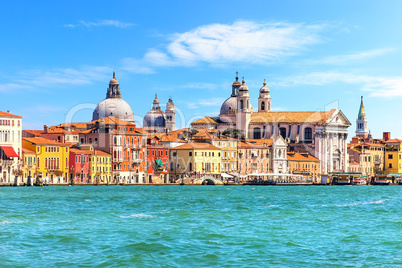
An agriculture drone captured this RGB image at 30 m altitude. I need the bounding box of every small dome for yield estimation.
[220,96,237,115]
[260,80,270,93]
[109,77,119,84]
[92,98,134,122]
[143,109,166,128]
[109,71,119,85]
[238,78,249,91]
[167,98,175,108]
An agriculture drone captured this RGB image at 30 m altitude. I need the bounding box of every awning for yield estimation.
[0,146,19,158]
[155,160,164,166]
[221,173,234,178]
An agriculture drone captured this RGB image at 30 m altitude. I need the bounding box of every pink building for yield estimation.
[69,148,92,184]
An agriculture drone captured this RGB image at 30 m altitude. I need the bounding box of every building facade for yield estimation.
[0,111,22,184]
[191,74,351,175]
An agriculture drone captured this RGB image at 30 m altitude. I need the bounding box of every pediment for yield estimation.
[326,110,351,126]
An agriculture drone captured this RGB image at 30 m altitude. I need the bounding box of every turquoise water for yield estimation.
[0,186,400,267]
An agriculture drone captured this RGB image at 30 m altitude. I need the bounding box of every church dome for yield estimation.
[220,96,237,115]
[92,98,135,122]
[143,109,166,128]
[143,94,166,128]
[238,78,249,92]
[260,80,270,93]
[92,72,135,123]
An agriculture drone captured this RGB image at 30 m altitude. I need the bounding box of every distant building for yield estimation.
[0,111,22,184]
[143,94,176,133]
[22,137,70,184]
[356,96,369,138]
[192,73,351,174]
[287,152,321,180]
[92,72,135,123]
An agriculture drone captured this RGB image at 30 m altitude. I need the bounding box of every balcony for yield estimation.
[0,159,14,166]
[131,159,142,164]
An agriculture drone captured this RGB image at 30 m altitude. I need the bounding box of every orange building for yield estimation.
[287,152,321,181]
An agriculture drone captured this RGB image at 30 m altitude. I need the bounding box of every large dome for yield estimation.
[220,96,237,116]
[92,73,134,123]
[143,109,166,128]
[92,98,135,122]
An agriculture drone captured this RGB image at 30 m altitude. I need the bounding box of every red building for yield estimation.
[146,135,169,183]
[69,148,92,184]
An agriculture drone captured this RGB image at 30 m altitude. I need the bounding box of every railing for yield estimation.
[131,159,142,164]
[0,159,14,165]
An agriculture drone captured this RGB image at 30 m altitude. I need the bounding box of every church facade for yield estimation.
[191,74,351,174]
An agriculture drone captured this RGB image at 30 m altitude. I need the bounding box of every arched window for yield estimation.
[261,101,265,110]
[304,127,312,141]
[253,128,261,139]
[240,100,244,110]
[189,162,192,172]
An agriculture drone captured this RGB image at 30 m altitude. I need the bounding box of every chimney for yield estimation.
[44,125,49,132]
[7,110,10,113]
[383,132,390,141]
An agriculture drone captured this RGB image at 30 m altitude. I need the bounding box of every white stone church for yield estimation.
[191,74,351,174]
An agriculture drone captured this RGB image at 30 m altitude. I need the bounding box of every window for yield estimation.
[279,128,286,139]
[172,152,176,157]
[240,100,244,110]
[253,128,261,139]
[389,163,393,168]
[388,154,393,159]
[261,101,265,110]
[304,128,312,140]
[189,152,192,156]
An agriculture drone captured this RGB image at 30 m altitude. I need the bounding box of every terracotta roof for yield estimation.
[94,150,111,156]
[287,152,319,161]
[56,122,89,129]
[22,148,35,154]
[191,117,218,125]
[386,138,402,143]
[23,130,44,136]
[70,148,94,155]
[23,137,69,146]
[248,139,273,147]
[92,116,136,126]
[250,110,337,124]
[173,142,221,150]
[238,141,265,148]
[0,111,22,118]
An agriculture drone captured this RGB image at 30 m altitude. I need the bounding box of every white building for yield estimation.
[191,74,351,174]
[0,111,22,184]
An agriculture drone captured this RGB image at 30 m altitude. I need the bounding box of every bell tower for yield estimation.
[106,72,121,99]
[165,97,176,132]
[236,78,252,139]
[258,79,271,112]
[356,96,368,137]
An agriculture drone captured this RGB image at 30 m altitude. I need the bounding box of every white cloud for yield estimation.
[0,83,34,92]
[17,65,111,87]
[184,97,226,109]
[65,20,134,28]
[274,71,402,98]
[306,48,395,65]
[122,20,324,73]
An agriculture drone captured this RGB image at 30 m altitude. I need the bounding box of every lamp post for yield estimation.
[180,167,185,185]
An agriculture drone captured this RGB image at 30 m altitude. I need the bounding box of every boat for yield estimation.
[371,175,390,185]
[353,178,366,185]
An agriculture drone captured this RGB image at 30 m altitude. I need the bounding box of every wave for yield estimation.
[119,213,154,218]
[308,199,389,207]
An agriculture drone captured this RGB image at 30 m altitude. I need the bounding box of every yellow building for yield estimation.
[170,142,221,181]
[22,148,37,185]
[90,150,112,184]
[22,137,70,184]
[384,139,402,174]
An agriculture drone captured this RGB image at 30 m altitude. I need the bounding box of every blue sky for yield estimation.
[1,0,401,139]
